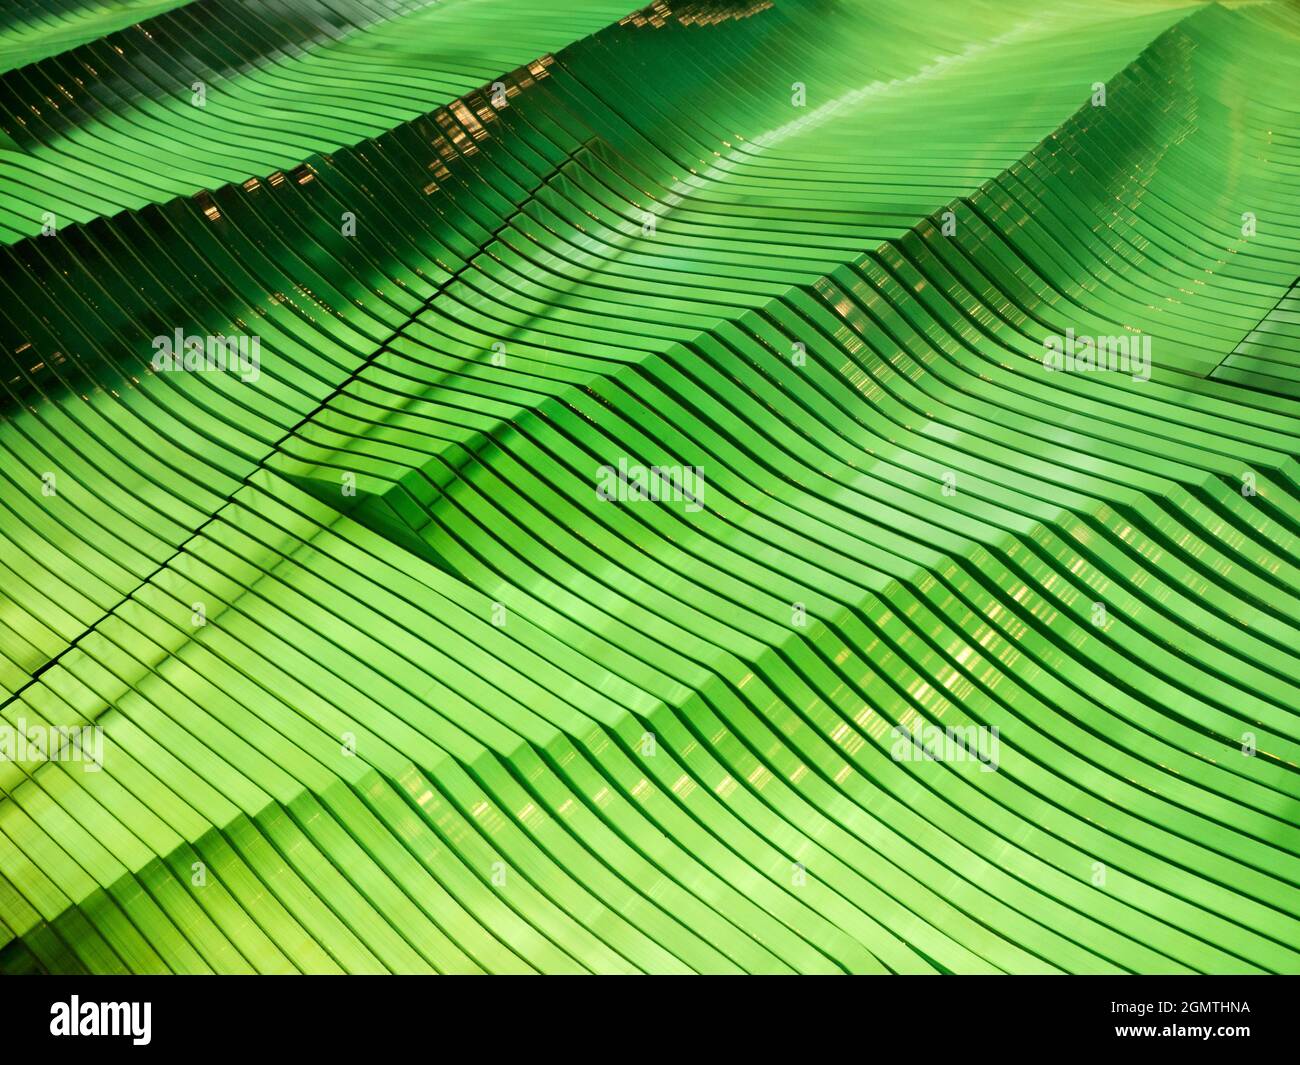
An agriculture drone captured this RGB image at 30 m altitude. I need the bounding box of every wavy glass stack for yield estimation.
[1,0,1298,974]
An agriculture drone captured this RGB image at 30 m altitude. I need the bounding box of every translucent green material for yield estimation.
[0,0,1298,974]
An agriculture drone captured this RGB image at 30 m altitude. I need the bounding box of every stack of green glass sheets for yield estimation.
[1,0,1298,974]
